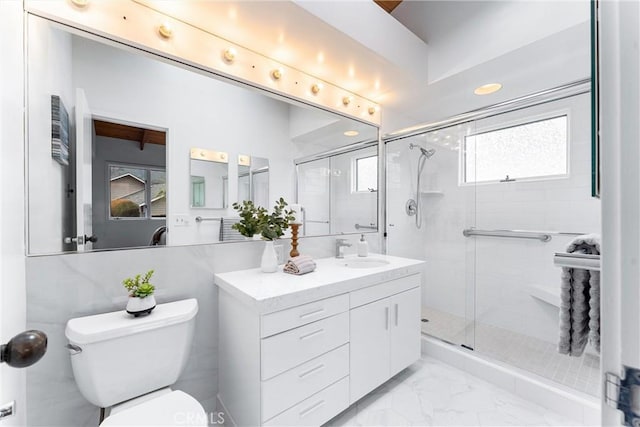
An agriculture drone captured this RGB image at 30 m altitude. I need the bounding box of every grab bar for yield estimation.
[195,216,221,223]
[305,220,330,224]
[355,223,377,230]
[553,252,600,271]
[463,228,552,242]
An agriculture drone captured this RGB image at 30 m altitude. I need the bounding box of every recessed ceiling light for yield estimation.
[344,130,359,137]
[474,83,502,95]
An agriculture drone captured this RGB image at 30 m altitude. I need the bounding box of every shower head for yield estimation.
[409,143,436,159]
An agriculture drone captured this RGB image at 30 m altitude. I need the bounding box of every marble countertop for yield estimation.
[214,253,425,314]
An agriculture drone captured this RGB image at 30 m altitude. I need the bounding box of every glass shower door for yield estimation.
[386,122,476,349]
[470,93,601,396]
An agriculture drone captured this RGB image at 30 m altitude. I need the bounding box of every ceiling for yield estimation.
[94,120,166,150]
[134,1,590,129]
[374,1,403,14]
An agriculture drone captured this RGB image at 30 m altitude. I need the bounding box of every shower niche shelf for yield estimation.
[419,190,444,196]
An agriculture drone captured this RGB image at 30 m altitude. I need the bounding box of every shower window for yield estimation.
[354,155,378,192]
[462,115,568,184]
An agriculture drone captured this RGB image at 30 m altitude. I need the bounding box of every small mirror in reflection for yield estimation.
[189,148,229,209]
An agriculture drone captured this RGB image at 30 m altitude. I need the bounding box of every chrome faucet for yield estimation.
[335,238,352,258]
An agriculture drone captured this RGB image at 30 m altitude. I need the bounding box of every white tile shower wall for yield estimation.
[69,35,294,247]
[25,233,379,427]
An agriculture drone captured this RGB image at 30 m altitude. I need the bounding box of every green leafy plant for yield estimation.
[232,198,295,241]
[122,269,155,298]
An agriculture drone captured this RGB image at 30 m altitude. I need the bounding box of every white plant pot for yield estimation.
[126,295,156,317]
[261,240,278,273]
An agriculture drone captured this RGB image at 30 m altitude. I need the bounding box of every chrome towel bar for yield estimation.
[463,228,552,242]
[195,216,221,223]
[355,223,377,230]
[553,252,601,271]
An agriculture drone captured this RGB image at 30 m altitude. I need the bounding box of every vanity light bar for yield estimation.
[26,0,381,125]
[190,148,228,163]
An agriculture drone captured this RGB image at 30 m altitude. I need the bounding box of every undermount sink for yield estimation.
[339,257,390,269]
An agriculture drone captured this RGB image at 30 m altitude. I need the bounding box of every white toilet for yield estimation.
[65,298,207,426]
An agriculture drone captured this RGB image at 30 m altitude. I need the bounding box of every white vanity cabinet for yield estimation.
[215,255,424,427]
[350,284,421,403]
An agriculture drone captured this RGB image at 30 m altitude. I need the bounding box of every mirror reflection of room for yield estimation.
[26,15,379,255]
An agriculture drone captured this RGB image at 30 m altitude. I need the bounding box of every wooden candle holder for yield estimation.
[289,223,300,258]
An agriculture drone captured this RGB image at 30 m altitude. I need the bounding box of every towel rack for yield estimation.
[463,228,552,242]
[553,252,601,271]
[195,216,221,223]
[355,223,377,230]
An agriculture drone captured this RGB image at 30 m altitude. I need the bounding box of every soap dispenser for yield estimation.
[357,234,369,257]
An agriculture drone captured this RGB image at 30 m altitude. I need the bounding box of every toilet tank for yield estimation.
[65,299,198,408]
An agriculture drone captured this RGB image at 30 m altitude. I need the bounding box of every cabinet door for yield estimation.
[389,287,421,376]
[349,297,390,403]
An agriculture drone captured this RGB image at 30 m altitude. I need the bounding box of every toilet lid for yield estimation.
[101,390,207,427]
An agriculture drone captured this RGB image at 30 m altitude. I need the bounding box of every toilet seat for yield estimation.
[100,390,207,427]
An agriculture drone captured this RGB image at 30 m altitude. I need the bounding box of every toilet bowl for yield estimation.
[101,389,206,427]
[65,299,206,426]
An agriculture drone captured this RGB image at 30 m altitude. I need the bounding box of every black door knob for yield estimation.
[0,330,47,368]
[84,235,98,243]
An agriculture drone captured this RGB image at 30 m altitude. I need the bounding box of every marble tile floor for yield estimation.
[421,307,600,397]
[327,356,591,427]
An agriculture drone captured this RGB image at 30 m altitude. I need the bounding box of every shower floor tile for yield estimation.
[421,307,601,397]
[327,356,589,427]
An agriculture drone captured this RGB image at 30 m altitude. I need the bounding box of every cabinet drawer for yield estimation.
[350,274,420,309]
[263,376,349,427]
[261,312,349,380]
[261,293,349,338]
[262,344,349,422]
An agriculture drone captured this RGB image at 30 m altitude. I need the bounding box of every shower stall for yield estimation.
[385,81,601,398]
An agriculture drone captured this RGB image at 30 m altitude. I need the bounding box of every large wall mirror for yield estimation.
[26,15,379,255]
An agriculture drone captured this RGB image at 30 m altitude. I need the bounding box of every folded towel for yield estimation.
[283,255,316,275]
[558,234,601,356]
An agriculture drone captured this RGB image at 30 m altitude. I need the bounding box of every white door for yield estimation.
[75,88,94,251]
[389,287,421,376]
[600,1,640,425]
[349,298,390,403]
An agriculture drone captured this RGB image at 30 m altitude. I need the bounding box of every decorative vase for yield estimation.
[126,295,156,317]
[261,240,278,273]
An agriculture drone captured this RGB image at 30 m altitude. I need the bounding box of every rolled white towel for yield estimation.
[283,255,316,275]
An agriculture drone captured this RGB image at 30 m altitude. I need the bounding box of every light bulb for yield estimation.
[311,83,322,95]
[223,47,237,63]
[158,22,173,39]
[271,68,283,80]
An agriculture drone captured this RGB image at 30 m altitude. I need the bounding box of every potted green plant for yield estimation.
[122,269,156,316]
[232,198,295,273]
